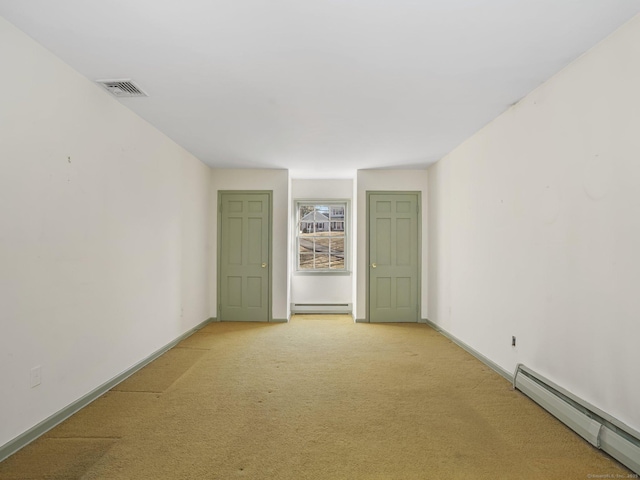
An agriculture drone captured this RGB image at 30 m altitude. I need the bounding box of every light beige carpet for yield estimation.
[0,315,631,479]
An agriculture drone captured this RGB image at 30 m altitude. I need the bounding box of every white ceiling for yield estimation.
[1,1,639,178]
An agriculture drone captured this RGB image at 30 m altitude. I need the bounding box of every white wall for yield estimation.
[290,179,354,308]
[209,169,290,321]
[180,156,212,332]
[428,15,640,431]
[355,170,429,321]
[0,17,211,448]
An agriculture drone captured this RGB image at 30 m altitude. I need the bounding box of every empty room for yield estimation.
[1,1,639,478]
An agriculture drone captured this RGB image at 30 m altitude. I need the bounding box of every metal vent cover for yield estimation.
[96,79,148,97]
[514,364,640,474]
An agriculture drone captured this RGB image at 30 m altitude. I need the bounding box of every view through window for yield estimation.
[297,202,347,271]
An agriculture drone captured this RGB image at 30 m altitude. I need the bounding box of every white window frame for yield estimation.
[295,200,349,274]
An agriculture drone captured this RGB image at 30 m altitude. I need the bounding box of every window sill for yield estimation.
[294,270,352,276]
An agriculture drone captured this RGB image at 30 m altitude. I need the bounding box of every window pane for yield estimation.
[299,237,314,254]
[299,220,314,234]
[315,237,330,251]
[330,238,344,255]
[314,254,330,269]
[330,221,344,232]
[299,205,315,234]
[330,206,344,219]
[296,202,347,271]
[300,223,312,234]
[299,253,314,269]
[299,205,314,217]
[316,205,329,217]
[329,255,344,269]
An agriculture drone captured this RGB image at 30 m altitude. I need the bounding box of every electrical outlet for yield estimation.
[30,366,42,388]
[512,336,517,347]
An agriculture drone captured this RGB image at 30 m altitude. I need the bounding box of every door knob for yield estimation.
[371,263,377,268]
[262,263,267,268]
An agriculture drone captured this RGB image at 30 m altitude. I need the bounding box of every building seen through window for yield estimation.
[297,203,346,271]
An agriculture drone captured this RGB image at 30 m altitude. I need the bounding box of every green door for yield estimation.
[368,192,420,323]
[219,192,271,322]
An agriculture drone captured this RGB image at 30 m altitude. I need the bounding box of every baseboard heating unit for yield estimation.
[290,303,352,314]
[514,364,640,474]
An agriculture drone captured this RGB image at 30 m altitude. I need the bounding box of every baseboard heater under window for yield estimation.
[514,364,640,474]
[290,303,352,314]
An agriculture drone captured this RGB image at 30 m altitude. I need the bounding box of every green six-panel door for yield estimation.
[219,192,271,322]
[369,192,420,323]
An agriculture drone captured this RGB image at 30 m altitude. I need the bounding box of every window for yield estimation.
[296,202,347,272]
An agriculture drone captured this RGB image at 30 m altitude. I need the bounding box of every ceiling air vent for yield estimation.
[96,79,148,97]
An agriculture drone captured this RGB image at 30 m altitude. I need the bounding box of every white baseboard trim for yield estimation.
[423,318,512,382]
[0,316,215,463]
[290,303,352,314]
[515,364,640,474]
[424,318,639,475]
